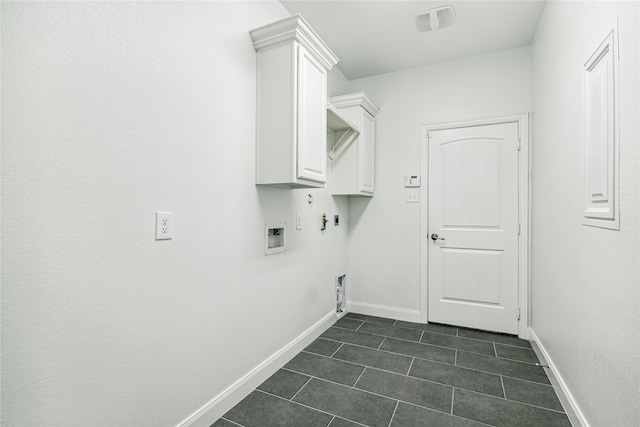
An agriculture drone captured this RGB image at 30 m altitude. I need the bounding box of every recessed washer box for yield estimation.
[265,222,286,255]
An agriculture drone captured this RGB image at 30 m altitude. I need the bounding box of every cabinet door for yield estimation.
[297,46,327,184]
[359,109,375,194]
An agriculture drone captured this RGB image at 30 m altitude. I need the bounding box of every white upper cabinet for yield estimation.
[329,93,380,196]
[250,16,338,188]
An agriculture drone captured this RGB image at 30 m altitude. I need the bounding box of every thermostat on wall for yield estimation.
[404,175,421,187]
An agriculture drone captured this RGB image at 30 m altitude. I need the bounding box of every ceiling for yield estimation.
[280,1,547,80]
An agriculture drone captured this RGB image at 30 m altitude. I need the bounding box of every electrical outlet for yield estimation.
[406,190,419,203]
[334,215,339,226]
[156,212,173,240]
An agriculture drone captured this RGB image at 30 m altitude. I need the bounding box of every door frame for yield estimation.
[419,114,530,339]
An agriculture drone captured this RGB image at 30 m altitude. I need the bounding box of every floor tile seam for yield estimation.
[358,365,456,395]
[218,417,244,427]
[500,375,507,399]
[343,315,395,326]
[352,365,368,388]
[400,400,495,427]
[494,341,535,350]
[417,338,498,356]
[406,357,415,376]
[300,349,386,374]
[322,337,402,355]
[450,388,455,415]
[255,389,344,421]
[370,323,439,337]
[282,368,366,391]
[453,386,567,413]
[396,326,459,337]
[334,325,363,332]
[330,416,370,427]
[456,349,549,368]
[311,375,403,407]
[323,329,389,344]
[329,343,345,358]
[405,372,504,397]
[411,352,545,384]
[333,355,414,377]
[330,342,417,365]
[501,375,557,388]
[305,371,455,416]
[456,331,530,348]
[386,400,400,427]
[422,329,504,346]
[290,376,315,401]
[451,364,551,385]
[372,346,455,366]
[494,355,539,365]
[360,330,422,343]
[349,380,456,418]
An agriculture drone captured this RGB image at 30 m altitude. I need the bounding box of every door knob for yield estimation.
[431,233,445,241]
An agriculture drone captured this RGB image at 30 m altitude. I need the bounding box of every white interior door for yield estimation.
[428,122,520,334]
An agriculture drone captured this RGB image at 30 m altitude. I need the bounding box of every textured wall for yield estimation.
[530,1,639,425]
[1,2,349,425]
[343,48,532,317]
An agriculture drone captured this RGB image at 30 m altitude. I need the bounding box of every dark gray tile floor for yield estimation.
[212,313,570,427]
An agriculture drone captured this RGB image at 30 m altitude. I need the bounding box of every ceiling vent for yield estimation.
[415,5,455,32]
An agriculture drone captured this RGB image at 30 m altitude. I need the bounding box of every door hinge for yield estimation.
[517,308,521,321]
[517,138,521,151]
[517,223,521,235]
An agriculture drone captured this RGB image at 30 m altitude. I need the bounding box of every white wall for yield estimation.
[342,48,532,319]
[1,2,349,425]
[530,2,639,426]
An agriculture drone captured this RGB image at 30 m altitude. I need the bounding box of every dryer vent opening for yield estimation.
[415,6,455,32]
[336,274,346,317]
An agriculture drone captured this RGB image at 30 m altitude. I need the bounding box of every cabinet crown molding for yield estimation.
[250,15,339,71]
[329,92,380,117]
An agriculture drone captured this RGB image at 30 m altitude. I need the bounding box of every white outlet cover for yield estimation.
[406,190,419,203]
[156,211,173,240]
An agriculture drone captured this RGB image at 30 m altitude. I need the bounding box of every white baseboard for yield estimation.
[347,301,421,323]
[528,328,589,427]
[177,311,337,427]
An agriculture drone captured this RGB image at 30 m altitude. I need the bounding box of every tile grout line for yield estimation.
[303,346,549,388]
[289,365,458,417]
[329,343,345,358]
[406,357,416,376]
[253,389,342,421]
[500,375,507,399]
[352,366,368,388]
[290,377,314,401]
[493,342,498,357]
[219,417,243,427]
[326,416,335,427]
[387,400,400,427]
[450,388,455,415]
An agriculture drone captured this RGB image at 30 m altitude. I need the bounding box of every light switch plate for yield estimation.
[406,190,419,203]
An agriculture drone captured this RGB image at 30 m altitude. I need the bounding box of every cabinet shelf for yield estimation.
[327,103,359,160]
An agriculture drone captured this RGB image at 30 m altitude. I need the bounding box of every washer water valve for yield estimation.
[321,213,328,231]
